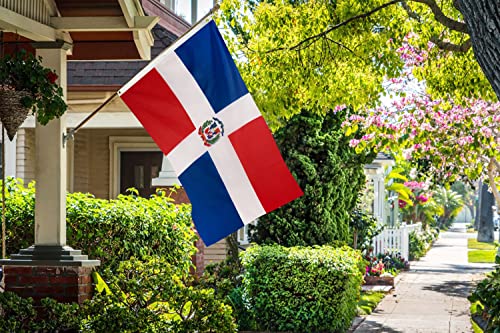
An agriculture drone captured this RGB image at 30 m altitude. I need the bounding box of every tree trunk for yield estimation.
[477,183,495,243]
[466,203,475,221]
[474,180,482,230]
[456,0,500,100]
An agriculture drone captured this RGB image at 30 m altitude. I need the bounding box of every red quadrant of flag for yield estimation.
[120,69,195,155]
[229,117,303,212]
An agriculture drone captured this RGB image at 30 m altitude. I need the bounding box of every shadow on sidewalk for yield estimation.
[354,319,404,333]
[422,280,473,297]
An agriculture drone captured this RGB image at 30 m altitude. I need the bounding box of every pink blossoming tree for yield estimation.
[343,41,500,208]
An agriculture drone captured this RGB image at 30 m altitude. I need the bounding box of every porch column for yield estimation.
[34,47,67,246]
[0,44,99,305]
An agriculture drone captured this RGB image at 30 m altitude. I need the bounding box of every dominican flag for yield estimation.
[118,18,302,246]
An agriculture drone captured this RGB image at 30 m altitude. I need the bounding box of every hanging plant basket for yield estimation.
[0,49,67,137]
[0,89,31,141]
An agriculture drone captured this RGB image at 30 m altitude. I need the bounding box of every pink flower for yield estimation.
[334,104,347,113]
[349,139,360,147]
[416,195,428,203]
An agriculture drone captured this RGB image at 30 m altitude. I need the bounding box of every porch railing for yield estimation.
[371,222,422,261]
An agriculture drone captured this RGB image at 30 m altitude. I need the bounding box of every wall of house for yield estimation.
[204,239,227,268]
[16,129,35,184]
[72,130,90,193]
[73,128,150,199]
[15,125,228,270]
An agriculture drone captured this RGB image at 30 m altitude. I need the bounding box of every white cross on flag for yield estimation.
[118,18,302,246]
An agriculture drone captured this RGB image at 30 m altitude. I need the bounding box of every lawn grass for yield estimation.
[357,291,385,315]
[468,238,497,250]
[468,250,496,263]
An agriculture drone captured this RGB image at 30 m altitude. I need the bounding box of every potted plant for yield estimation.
[0,49,67,140]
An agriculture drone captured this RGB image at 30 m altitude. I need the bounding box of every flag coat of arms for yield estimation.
[118,18,302,246]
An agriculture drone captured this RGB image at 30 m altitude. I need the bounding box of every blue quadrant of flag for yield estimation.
[175,20,248,113]
[179,152,244,245]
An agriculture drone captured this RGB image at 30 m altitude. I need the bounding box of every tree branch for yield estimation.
[402,1,421,22]
[263,0,468,55]
[429,36,472,52]
[411,0,468,33]
[287,0,402,52]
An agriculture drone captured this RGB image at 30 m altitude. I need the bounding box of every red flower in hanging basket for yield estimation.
[0,49,67,127]
[47,71,58,84]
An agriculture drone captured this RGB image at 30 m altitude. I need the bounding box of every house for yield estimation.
[3,0,225,272]
[364,152,396,226]
[0,0,159,304]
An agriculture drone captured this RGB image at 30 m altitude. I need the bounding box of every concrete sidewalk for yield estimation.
[354,224,495,333]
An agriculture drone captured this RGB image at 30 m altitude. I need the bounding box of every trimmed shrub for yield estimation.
[241,244,365,332]
[250,109,375,246]
[2,178,196,272]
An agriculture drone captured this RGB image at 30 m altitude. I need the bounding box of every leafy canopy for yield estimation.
[217,0,495,130]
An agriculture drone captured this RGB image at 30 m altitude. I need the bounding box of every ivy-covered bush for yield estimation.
[241,244,365,332]
[250,108,375,246]
[469,264,500,332]
[2,178,196,272]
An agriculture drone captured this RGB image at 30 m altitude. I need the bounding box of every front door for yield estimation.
[120,151,163,197]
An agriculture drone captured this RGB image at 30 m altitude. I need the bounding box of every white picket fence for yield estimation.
[371,222,422,260]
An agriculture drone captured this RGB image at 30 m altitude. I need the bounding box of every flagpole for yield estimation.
[63,3,220,145]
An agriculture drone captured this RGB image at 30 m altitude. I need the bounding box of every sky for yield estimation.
[177,0,214,23]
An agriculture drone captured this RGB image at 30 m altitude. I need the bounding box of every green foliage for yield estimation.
[218,0,496,132]
[469,266,500,332]
[349,207,382,252]
[0,258,237,333]
[357,291,385,316]
[409,228,438,260]
[83,257,237,333]
[0,49,67,125]
[250,109,375,246]
[218,0,396,129]
[427,187,464,229]
[241,244,365,333]
[0,292,37,331]
[2,178,196,272]
[0,292,80,332]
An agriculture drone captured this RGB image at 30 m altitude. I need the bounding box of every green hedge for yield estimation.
[241,244,365,332]
[3,178,196,272]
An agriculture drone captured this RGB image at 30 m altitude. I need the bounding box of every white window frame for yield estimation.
[108,136,161,199]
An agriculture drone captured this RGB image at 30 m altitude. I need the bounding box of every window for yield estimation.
[160,0,176,11]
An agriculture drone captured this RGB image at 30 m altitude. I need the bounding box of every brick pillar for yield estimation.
[3,266,94,304]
